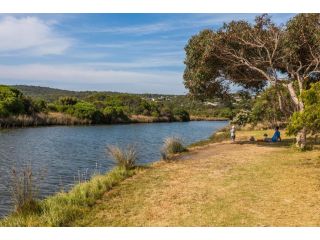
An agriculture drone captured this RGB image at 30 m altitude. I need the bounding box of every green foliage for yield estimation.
[287,82,320,136]
[103,106,129,123]
[0,85,26,117]
[0,167,136,226]
[160,107,174,120]
[173,108,190,121]
[73,102,102,123]
[59,97,78,106]
[251,85,295,125]
[231,110,251,126]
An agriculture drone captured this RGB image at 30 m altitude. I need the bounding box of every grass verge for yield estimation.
[0,167,137,226]
[73,130,320,226]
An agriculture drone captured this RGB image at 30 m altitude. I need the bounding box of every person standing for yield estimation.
[230,125,236,142]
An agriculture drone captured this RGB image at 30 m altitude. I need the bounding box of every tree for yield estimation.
[73,102,102,123]
[287,82,320,141]
[282,14,320,148]
[251,85,295,125]
[183,14,320,148]
[0,85,25,117]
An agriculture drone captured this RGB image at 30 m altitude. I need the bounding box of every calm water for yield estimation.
[0,121,227,217]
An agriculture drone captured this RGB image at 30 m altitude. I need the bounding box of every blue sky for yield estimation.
[0,13,295,94]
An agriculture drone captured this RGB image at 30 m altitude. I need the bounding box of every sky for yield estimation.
[0,13,296,94]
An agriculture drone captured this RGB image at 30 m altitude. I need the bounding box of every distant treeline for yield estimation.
[1,85,250,127]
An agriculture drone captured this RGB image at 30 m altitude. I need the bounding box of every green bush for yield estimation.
[160,107,174,120]
[231,110,251,126]
[103,106,129,123]
[174,109,190,121]
[287,82,320,136]
[0,85,26,117]
[59,97,78,106]
[73,102,102,123]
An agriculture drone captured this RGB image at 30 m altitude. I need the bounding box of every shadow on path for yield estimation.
[234,138,296,149]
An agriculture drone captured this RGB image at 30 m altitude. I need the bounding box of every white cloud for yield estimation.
[0,16,72,55]
[0,64,185,94]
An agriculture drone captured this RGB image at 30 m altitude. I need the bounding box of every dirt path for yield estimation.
[74,140,320,226]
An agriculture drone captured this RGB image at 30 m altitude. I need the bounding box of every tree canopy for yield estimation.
[183,13,320,148]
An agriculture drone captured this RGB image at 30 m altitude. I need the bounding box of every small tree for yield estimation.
[287,82,320,146]
[0,85,25,117]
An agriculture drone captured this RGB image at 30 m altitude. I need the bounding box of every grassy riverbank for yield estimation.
[0,167,138,226]
[74,129,320,226]
[2,129,320,226]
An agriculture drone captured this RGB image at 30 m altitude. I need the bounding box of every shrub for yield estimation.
[58,97,78,106]
[287,82,320,136]
[103,106,129,123]
[106,145,138,170]
[73,102,102,123]
[174,109,190,121]
[161,137,186,159]
[231,110,251,126]
[160,107,174,120]
[0,85,25,117]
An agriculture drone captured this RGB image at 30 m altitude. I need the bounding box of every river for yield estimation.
[0,121,228,217]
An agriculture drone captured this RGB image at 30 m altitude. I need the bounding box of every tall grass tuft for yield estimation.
[161,137,186,160]
[106,145,138,170]
[9,163,42,214]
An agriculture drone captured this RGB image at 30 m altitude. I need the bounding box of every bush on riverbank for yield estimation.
[161,137,186,160]
[0,167,136,227]
[107,145,138,170]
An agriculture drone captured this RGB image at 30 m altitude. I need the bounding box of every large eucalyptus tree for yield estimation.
[183,13,320,148]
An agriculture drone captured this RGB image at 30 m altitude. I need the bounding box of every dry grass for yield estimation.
[73,130,320,226]
[129,115,171,123]
[107,145,138,170]
[161,137,186,160]
[0,112,90,128]
[189,116,228,121]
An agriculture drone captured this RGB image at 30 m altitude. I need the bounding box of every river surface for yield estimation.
[0,121,227,217]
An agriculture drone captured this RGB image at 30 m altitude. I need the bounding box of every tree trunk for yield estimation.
[296,127,307,149]
[286,82,307,149]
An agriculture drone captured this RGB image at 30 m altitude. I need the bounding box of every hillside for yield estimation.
[12,85,180,102]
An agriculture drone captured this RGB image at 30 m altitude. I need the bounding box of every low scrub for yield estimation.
[0,167,136,227]
[107,145,138,170]
[161,137,186,160]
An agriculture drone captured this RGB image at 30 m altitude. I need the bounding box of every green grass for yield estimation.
[188,128,230,147]
[0,167,137,226]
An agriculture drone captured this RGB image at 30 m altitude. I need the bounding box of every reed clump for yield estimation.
[9,163,42,214]
[106,145,138,170]
[161,137,186,160]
